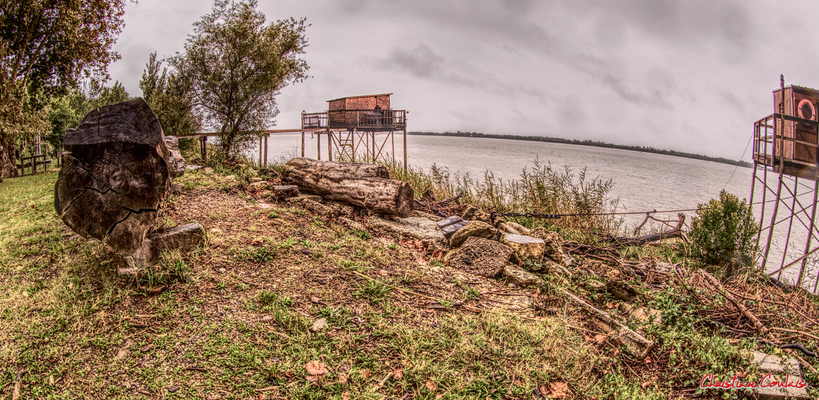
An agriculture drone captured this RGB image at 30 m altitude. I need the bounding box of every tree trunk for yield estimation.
[54,98,170,256]
[282,157,413,217]
[0,138,17,180]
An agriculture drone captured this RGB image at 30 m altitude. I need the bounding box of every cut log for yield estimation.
[282,157,413,217]
[54,98,170,256]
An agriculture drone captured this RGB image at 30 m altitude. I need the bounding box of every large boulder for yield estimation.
[368,216,447,250]
[500,233,545,265]
[449,220,496,248]
[447,236,513,277]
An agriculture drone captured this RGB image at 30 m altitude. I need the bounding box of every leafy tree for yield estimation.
[0,0,125,178]
[44,81,132,159]
[173,0,309,156]
[140,52,202,138]
[689,191,759,277]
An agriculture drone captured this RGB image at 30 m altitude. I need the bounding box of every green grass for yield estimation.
[1,167,816,399]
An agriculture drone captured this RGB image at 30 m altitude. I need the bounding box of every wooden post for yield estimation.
[317,132,321,160]
[259,136,263,166]
[403,126,407,173]
[328,129,332,161]
[264,135,268,167]
[201,136,208,163]
[301,132,305,157]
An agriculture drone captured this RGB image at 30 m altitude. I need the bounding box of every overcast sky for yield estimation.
[108,0,819,160]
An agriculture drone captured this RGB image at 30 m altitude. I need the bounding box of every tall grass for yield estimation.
[384,158,621,233]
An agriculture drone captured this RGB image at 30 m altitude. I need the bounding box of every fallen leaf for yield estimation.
[643,355,652,364]
[393,369,403,379]
[611,348,620,357]
[306,375,319,384]
[342,392,350,400]
[305,360,326,376]
[360,368,371,379]
[549,382,569,398]
[426,379,437,392]
[736,371,748,378]
[434,395,442,399]
[605,302,616,309]
[594,334,606,345]
[338,374,348,385]
[641,381,651,389]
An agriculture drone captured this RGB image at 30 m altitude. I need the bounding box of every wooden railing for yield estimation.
[302,110,407,131]
[16,154,51,176]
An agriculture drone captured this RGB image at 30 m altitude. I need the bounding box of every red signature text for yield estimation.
[699,374,807,390]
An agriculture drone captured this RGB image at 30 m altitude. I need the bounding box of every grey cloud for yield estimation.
[601,74,672,108]
[339,0,368,12]
[383,44,444,78]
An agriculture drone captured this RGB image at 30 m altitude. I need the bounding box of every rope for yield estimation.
[721,135,753,192]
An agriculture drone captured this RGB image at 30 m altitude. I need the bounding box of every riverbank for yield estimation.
[408,131,753,168]
[0,166,816,399]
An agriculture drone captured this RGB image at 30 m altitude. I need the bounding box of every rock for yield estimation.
[448,237,513,277]
[500,233,545,264]
[443,249,460,264]
[505,221,531,235]
[367,216,447,250]
[187,165,203,171]
[164,136,186,178]
[529,227,565,266]
[248,181,269,192]
[449,220,495,248]
[168,385,180,393]
[497,222,520,235]
[437,216,466,238]
[126,223,206,267]
[171,184,183,194]
[250,176,263,182]
[269,185,299,200]
[503,265,542,287]
[621,304,662,325]
[311,318,328,332]
[461,205,478,220]
[751,351,809,399]
[224,175,236,181]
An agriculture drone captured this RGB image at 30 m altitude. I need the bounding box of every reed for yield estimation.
[383,158,621,233]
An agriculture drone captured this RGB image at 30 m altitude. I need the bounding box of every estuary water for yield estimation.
[250,133,818,290]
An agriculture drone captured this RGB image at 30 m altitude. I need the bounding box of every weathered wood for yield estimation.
[164,136,186,178]
[55,98,170,256]
[282,157,413,217]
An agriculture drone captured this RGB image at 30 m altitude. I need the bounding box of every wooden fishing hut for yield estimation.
[301,93,408,170]
[751,76,819,291]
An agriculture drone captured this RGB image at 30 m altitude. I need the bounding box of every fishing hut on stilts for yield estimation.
[300,93,408,171]
[751,76,819,292]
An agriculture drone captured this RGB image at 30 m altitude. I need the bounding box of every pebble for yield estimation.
[311,318,328,332]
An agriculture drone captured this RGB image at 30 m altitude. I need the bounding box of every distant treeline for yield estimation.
[408,131,753,168]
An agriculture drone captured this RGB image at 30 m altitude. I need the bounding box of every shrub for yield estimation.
[689,191,758,274]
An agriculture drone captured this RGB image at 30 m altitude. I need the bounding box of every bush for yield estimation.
[689,191,758,274]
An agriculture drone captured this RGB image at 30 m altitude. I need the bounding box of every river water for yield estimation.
[249,133,819,290]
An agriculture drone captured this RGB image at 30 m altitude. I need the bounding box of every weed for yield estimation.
[354,279,392,303]
[352,229,371,240]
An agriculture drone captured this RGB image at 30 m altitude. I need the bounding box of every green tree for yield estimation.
[0,0,125,178]
[173,0,309,156]
[140,52,202,138]
[689,191,759,276]
[44,81,132,159]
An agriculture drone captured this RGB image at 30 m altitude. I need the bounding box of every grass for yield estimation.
[1,166,817,399]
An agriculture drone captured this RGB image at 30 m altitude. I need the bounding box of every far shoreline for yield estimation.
[407,131,753,169]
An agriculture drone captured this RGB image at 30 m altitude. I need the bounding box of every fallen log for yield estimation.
[55,98,170,255]
[282,157,413,217]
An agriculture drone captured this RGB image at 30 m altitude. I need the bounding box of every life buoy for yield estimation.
[797,98,816,121]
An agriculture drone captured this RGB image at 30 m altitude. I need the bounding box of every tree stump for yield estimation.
[54,98,170,255]
[282,157,413,217]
